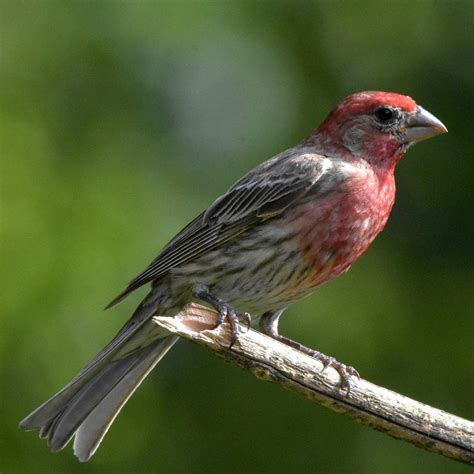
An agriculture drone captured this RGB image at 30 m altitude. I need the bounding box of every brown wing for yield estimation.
[107,151,328,308]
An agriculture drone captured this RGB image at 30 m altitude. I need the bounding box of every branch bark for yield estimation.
[153,303,473,465]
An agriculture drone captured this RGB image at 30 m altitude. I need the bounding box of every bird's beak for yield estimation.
[404,106,448,143]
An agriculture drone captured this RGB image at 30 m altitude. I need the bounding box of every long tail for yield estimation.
[20,301,179,462]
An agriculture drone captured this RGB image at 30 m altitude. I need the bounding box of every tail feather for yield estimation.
[48,350,146,453]
[20,301,156,433]
[74,335,178,462]
[20,297,179,461]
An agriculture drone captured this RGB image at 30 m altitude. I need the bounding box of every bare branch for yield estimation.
[153,303,473,465]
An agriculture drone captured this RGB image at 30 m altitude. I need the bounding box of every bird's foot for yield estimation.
[313,353,360,393]
[192,284,251,347]
[274,335,359,393]
[214,303,251,348]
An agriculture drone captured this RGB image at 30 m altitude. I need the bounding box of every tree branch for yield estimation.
[153,303,473,465]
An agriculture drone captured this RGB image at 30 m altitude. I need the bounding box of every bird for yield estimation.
[20,91,447,461]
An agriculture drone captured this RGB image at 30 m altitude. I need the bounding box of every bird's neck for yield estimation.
[304,131,406,173]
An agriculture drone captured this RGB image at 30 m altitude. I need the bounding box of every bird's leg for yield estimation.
[192,284,251,348]
[259,310,359,393]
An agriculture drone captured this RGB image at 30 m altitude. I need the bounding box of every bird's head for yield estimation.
[314,91,447,168]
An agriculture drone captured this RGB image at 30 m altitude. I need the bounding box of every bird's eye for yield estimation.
[375,107,394,123]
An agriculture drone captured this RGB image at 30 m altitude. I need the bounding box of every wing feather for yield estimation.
[107,150,329,307]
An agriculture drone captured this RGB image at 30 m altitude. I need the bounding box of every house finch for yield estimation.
[20,91,447,461]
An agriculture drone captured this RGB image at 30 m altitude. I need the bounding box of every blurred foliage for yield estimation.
[1,1,473,473]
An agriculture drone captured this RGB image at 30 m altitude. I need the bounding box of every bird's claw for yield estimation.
[240,312,251,332]
[271,333,359,394]
[214,304,252,348]
[192,284,252,348]
[313,352,359,393]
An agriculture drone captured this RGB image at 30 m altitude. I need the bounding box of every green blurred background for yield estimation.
[1,1,473,472]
